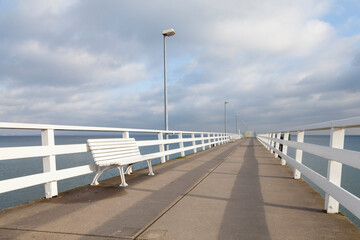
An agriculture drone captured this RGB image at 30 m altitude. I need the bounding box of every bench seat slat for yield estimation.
[94,155,145,166]
[92,147,140,155]
[88,138,131,143]
[93,149,140,158]
[88,141,137,147]
[90,144,139,151]
[94,152,141,162]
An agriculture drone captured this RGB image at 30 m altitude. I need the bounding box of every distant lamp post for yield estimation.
[162,28,175,131]
[240,120,243,135]
[224,101,229,133]
[235,114,238,134]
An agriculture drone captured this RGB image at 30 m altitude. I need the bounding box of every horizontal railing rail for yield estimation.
[0,122,230,199]
[276,116,360,132]
[256,116,360,220]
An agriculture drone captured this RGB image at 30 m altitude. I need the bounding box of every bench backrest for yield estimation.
[87,138,141,166]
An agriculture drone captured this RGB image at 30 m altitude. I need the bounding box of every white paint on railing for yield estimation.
[201,133,205,151]
[294,130,304,179]
[325,127,345,213]
[41,129,58,198]
[122,131,130,138]
[256,116,360,220]
[0,121,230,199]
[192,133,197,153]
[178,133,185,157]
[158,133,166,163]
[274,132,280,158]
[281,132,289,166]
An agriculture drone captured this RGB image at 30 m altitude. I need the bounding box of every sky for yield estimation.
[1,0,360,134]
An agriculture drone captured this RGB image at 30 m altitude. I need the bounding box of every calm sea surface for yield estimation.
[1,135,359,226]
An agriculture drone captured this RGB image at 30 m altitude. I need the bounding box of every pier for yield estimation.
[1,138,359,239]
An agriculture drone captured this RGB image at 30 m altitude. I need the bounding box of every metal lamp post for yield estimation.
[162,28,175,161]
[224,101,229,133]
[162,28,175,132]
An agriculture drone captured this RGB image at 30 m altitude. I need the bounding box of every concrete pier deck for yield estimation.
[0,138,359,239]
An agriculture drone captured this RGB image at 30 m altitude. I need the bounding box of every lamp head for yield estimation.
[162,28,175,37]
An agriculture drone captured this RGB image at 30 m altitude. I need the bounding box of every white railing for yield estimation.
[256,116,360,220]
[0,122,230,199]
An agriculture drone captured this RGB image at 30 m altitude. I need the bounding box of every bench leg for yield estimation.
[125,164,134,175]
[118,166,128,187]
[147,160,155,176]
[91,166,109,185]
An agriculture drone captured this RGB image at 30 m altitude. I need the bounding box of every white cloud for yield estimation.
[1,0,360,133]
[210,8,334,57]
[5,40,148,87]
[17,0,78,16]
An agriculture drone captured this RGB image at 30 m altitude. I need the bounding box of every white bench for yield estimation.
[87,138,154,187]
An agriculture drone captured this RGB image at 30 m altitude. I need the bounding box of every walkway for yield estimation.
[0,139,359,239]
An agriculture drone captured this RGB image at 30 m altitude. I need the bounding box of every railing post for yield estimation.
[209,133,212,148]
[281,132,290,165]
[41,129,58,198]
[274,132,281,158]
[294,130,304,179]
[165,133,170,161]
[325,127,345,213]
[192,133,197,153]
[122,131,130,138]
[158,132,166,163]
[270,133,274,154]
[179,133,185,157]
[265,134,268,150]
[201,133,205,150]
